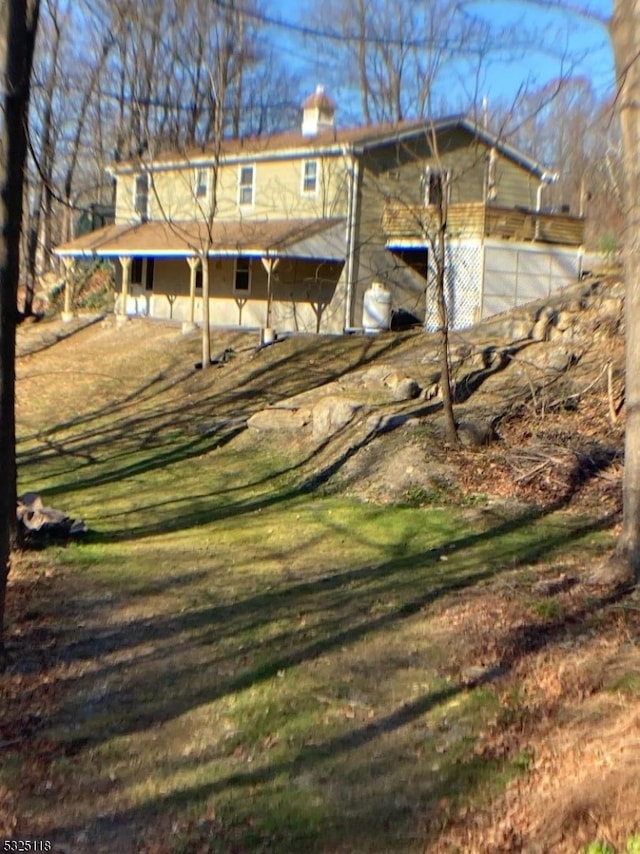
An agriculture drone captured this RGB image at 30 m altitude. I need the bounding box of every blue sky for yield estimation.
[264,0,615,117]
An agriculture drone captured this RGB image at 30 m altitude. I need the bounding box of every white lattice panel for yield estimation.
[425,242,483,331]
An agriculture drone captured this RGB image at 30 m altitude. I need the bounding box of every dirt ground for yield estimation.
[2,283,639,852]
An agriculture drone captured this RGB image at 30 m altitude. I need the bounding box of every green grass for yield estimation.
[9,325,617,852]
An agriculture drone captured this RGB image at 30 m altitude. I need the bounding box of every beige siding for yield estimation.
[493,157,540,209]
[115,156,349,224]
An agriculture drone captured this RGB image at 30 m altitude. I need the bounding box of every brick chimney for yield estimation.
[301,85,336,136]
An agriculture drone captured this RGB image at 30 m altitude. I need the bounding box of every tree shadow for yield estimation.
[38,574,632,853]
[17,331,404,505]
[451,341,533,404]
[14,503,615,745]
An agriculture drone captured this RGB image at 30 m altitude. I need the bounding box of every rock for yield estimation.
[247,407,311,432]
[366,413,419,434]
[358,365,421,400]
[17,493,86,537]
[509,317,536,341]
[513,344,578,375]
[391,377,421,401]
[457,420,496,448]
[541,345,578,374]
[359,364,394,389]
[554,310,574,332]
[312,396,362,440]
[530,307,557,342]
[383,369,421,401]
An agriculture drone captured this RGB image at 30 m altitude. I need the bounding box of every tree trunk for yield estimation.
[611,0,640,583]
[434,223,458,445]
[0,0,41,665]
[201,253,211,368]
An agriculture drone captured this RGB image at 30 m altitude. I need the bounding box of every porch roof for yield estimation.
[55,218,346,262]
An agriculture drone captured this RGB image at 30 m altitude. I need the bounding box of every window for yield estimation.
[131,257,143,285]
[238,165,254,206]
[195,168,208,199]
[423,167,450,209]
[302,160,318,195]
[234,257,251,294]
[134,173,149,220]
[195,263,203,291]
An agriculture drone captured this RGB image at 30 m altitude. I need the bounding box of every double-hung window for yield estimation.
[239,165,254,206]
[134,173,149,220]
[302,160,318,195]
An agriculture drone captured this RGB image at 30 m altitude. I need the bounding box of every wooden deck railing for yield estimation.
[383,201,585,246]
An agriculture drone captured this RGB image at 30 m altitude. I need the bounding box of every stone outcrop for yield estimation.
[247,407,311,432]
[311,396,362,440]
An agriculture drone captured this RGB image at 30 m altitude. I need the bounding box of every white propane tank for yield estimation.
[362,281,392,332]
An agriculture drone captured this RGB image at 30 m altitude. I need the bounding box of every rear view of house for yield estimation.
[55,87,584,334]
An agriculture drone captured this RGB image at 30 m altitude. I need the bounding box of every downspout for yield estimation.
[535,170,559,240]
[343,147,359,332]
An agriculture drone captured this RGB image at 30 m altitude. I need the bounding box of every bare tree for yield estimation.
[610,0,640,583]
[497,76,622,247]
[0,0,41,665]
[24,0,66,314]
[310,0,491,123]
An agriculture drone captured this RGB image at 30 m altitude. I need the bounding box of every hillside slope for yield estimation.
[4,277,638,854]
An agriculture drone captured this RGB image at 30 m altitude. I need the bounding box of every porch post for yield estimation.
[61,256,76,323]
[184,255,200,333]
[118,255,132,326]
[261,255,280,331]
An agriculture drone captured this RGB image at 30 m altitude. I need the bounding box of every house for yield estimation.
[55,86,585,334]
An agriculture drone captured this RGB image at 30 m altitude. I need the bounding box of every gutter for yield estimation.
[112,143,352,175]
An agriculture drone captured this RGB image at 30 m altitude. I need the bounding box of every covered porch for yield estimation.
[55,218,347,335]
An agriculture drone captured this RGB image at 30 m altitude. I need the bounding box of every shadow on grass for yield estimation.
[10,461,623,850]
[17,332,401,483]
[19,504,615,744]
[42,576,631,853]
[12,322,627,850]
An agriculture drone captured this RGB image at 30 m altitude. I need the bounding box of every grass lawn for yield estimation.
[2,320,628,853]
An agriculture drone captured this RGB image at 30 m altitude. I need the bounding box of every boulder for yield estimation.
[247,407,311,432]
[359,365,421,400]
[457,420,496,448]
[377,369,421,400]
[530,307,558,342]
[312,396,362,440]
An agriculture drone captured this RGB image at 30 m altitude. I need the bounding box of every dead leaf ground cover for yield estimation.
[1,306,638,853]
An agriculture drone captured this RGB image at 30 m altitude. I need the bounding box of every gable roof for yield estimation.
[113,115,557,183]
